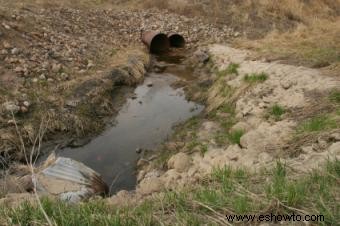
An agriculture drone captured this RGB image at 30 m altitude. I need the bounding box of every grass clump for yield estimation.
[298,115,337,133]
[226,63,240,75]
[216,63,240,77]
[329,90,340,103]
[228,130,244,145]
[268,104,286,120]
[244,72,268,83]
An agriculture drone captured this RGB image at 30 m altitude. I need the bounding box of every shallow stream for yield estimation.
[59,55,203,193]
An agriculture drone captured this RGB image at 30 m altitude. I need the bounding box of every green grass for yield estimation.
[297,115,337,133]
[268,104,286,120]
[329,90,340,103]
[228,130,244,145]
[244,72,268,83]
[1,160,339,225]
[216,63,240,77]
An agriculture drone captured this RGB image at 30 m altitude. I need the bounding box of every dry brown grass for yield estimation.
[0,0,120,9]
[140,0,340,67]
[236,18,340,67]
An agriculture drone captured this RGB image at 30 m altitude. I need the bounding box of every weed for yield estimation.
[214,131,229,146]
[268,104,286,120]
[244,72,268,83]
[216,63,240,77]
[228,130,244,145]
[297,115,337,133]
[329,90,340,103]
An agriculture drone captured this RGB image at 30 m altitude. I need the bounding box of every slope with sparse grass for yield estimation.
[1,160,339,225]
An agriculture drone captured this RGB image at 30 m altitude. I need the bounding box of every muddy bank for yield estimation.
[0,50,149,165]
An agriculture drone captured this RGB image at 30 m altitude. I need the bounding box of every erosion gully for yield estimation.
[57,52,203,194]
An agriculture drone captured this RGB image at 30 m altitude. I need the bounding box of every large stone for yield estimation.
[161,169,182,189]
[330,133,340,142]
[328,142,340,155]
[137,177,164,195]
[167,152,192,173]
[230,121,251,133]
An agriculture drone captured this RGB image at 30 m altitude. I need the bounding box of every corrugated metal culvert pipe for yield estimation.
[168,33,185,48]
[141,31,170,54]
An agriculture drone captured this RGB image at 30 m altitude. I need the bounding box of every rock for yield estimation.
[192,49,210,64]
[258,152,273,163]
[153,63,167,73]
[42,61,49,69]
[167,152,192,173]
[32,78,38,83]
[197,121,220,142]
[7,119,15,125]
[161,169,182,188]
[3,101,20,114]
[231,121,250,133]
[330,133,340,142]
[60,73,69,80]
[137,170,146,182]
[280,80,293,89]
[317,137,328,149]
[147,82,153,87]
[0,49,7,55]
[328,142,340,155]
[136,147,142,154]
[137,158,149,168]
[20,106,28,113]
[39,74,46,80]
[138,177,164,195]
[2,23,11,30]
[52,63,62,73]
[14,66,24,74]
[11,48,20,55]
[87,61,95,69]
[3,41,11,49]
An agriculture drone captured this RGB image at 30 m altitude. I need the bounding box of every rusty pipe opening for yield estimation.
[142,31,170,54]
[168,34,185,48]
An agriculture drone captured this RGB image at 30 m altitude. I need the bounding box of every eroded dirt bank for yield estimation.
[108,44,340,206]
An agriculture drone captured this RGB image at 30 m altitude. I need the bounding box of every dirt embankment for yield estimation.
[107,44,340,208]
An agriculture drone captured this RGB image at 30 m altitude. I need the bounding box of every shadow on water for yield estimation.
[58,52,203,194]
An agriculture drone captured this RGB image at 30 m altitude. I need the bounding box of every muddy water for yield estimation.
[60,60,203,193]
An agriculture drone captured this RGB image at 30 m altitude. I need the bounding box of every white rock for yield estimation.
[39,74,46,80]
[23,101,30,107]
[11,48,20,55]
